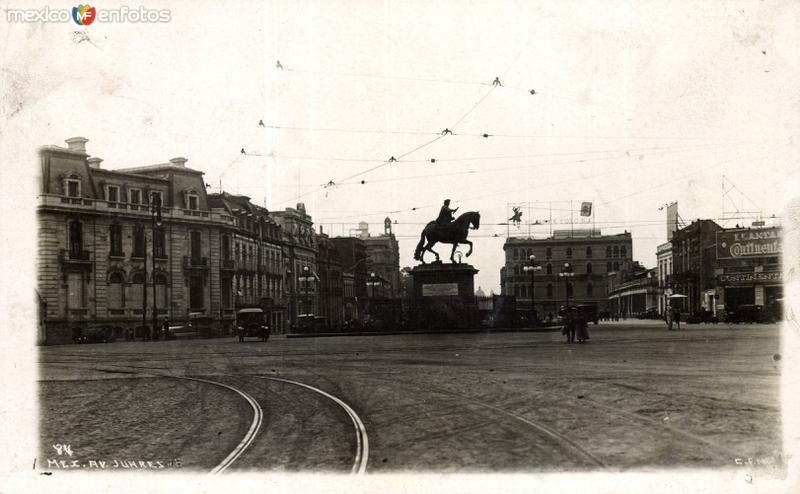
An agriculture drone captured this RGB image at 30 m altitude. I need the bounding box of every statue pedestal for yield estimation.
[407,263,480,330]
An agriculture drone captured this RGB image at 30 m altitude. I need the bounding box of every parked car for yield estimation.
[725,304,770,324]
[74,326,110,344]
[686,310,718,324]
[638,308,660,320]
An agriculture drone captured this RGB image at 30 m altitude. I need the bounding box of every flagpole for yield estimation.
[570,200,574,238]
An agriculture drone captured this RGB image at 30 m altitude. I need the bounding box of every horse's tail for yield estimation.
[413,230,426,260]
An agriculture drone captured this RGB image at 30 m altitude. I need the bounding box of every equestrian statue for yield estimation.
[414,199,481,264]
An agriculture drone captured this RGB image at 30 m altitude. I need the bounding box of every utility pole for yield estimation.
[151,192,162,340]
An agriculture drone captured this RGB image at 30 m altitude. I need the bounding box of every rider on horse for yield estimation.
[436,199,459,229]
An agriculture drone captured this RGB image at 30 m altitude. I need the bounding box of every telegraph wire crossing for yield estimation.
[311,145,752,223]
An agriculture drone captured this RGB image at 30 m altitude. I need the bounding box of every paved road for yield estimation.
[38,321,783,474]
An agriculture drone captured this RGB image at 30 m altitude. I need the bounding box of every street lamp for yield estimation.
[365,272,380,316]
[150,192,162,341]
[559,262,575,311]
[522,254,542,326]
[298,266,315,321]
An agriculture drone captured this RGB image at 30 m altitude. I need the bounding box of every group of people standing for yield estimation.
[560,307,590,343]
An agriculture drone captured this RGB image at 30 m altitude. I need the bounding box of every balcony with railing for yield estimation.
[183,256,209,271]
[60,249,92,266]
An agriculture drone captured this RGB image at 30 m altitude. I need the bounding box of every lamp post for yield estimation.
[365,272,379,317]
[559,262,575,311]
[522,254,542,326]
[151,192,162,341]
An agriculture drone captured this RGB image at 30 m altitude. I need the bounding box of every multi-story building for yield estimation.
[315,230,344,329]
[273,203,317,326]
[502,229,632,318]
[714,225,782,313]
[207,192,286,333]
[670,219,722,314]
[355,218,401,298]
[38,137,229,343]
[656,242,673,316]
[331,236,368,320]
[607,264,658,318]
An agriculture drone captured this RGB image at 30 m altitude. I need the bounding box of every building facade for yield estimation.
[315,230,344,329]
[714,225,782,313]
[357,218,401,298]
[656,241,673,316]
[670,219,722,315]
[38,137,231,344]
[502,229,633,318]
[607,264,658,318]
[207,193,286,333]
[331,236,368,321]
[273,204,318,326]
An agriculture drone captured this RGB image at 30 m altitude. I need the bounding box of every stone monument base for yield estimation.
[406,263,480,330]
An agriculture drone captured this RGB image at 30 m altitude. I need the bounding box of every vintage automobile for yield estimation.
[724,304,770,324]
[575,303,599,325]
[236,308,271,342]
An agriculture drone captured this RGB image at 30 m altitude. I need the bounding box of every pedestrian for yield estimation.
[673,307,681,330]
[162,317,170,340]
[492,77,502,87]
[665,305,673,330]
[575,313,590,343]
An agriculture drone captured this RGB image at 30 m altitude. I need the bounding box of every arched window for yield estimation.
[546,247,552,259]
[546,263,552,275]
[69,221,82,257]
[607,262,612,272]
[129,272,145,308]
[606,246,612,258]
[621,246,627,258]
[513,248,519,260]
[613,261,620,271]
[587,282,594,296]
[546,283,553,298]
[613,246,619,258]
[586,262,593,274]
[108,272,124,308]
[586,246,592,258]
[566,247,572,259]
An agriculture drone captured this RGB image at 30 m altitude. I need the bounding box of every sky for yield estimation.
[2,0,798,293]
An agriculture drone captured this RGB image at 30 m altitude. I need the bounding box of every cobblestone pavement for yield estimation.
[38,321,784,474]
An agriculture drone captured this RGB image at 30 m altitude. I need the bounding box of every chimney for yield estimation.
[65,137,88,153]
[87,157,103,169]
[169,157,188,167]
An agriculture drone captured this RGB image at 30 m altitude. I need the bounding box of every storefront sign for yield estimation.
[718,271,782,283]
[716,227,781,259]
[422,283,459,297]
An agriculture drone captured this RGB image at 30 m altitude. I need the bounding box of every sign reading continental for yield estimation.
[716,227,781,259]
[718,271,781,283]
[422,283,459,297]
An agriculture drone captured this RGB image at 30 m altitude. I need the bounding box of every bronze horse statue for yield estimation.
[414,211,480,263]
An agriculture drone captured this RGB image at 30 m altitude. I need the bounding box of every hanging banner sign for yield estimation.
[716,227,781,259]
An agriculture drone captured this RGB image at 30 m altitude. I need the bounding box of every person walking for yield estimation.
[673,306,682,330]
[665,305,673,330]
[162,317,170,340]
